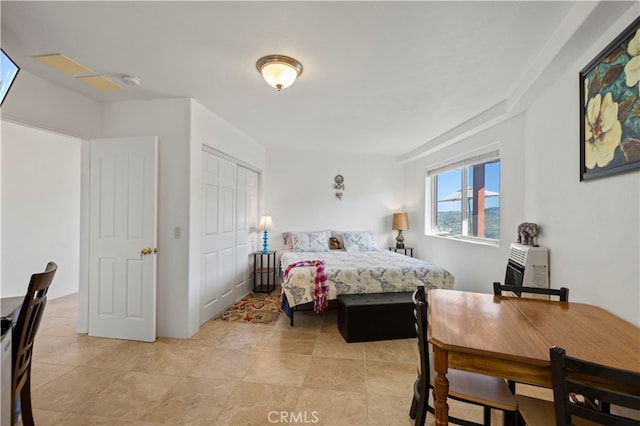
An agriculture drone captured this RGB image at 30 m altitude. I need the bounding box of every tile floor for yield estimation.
[22,293,551,425]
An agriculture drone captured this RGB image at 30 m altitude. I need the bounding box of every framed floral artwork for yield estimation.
[580,16,640,181]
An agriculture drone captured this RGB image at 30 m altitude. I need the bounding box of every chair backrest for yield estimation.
[550,346,640,426]
[492,281,569,301]
[12,262,57,401]
[412,286,430,391]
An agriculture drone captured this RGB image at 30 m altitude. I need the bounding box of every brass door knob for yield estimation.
[140,247,157,259]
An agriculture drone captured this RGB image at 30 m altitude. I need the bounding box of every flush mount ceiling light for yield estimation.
[256,55,303,91]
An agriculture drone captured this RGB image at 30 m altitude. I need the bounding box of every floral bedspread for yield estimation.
[280,250,454,308]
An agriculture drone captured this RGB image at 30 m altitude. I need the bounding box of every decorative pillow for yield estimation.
[329,237,342,250]
[291,231,330,252]
[342,231,380,252]
[284,230,331,250]
[330,230,345,249]
[282,232,294,250]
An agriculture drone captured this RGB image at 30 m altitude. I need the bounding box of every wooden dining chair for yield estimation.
[492,281,569,393]
[492,281,571,425]
[11,262,57,426]
[492,282,569,302]
[492,280,569,393]
[550,345,640,426]
[409,286,518,426]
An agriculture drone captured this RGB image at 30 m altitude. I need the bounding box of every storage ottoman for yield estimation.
[337,292,416,343]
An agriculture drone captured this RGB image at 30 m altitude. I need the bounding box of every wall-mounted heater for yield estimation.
[504,243,549,289]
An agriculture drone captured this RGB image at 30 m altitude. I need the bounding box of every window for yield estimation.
[427,152,500,241]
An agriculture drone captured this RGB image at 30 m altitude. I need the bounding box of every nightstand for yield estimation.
[253,251,277,293]
[388,247,414,257]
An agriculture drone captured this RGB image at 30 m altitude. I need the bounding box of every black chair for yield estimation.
[492,281,570,393]
[492,281,571,425]
[11,262,57,426]
[409,286,517,426]
[492,282,569,302]
[550,346,640,426]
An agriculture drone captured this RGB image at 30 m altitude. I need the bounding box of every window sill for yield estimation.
[428,233,500,247]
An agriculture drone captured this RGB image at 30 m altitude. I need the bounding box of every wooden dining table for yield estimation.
[428,289,640,426]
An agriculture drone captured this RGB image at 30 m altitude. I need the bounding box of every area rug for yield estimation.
[221,287,283,324]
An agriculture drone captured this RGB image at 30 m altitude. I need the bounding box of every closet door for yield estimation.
[235,166,259,295]
[201,152,236,324]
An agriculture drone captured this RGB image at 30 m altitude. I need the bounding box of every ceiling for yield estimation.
[0,1,582,156]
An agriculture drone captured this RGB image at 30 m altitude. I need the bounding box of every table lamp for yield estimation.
[392,213,409,249]
[258,215,275,253]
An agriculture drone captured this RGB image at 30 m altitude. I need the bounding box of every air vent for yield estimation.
[33,53,139,93]
[34,53,93,74]
[509,245,527,266]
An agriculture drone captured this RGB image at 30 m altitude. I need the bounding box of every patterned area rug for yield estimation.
[220,286,283,324]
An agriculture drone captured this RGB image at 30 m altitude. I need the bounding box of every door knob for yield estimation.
[140,247,157,259]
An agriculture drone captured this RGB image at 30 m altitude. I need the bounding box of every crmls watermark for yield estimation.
[267,411,319,424]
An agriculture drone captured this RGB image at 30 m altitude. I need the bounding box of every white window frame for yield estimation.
[425,149,500,244]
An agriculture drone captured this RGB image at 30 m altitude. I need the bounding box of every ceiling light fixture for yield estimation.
[256,55,303,91]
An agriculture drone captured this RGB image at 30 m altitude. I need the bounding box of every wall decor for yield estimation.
[580,16,640,181]
[334,174,344,200]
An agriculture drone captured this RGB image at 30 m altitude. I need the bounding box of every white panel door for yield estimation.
[235,166,259,295]
[201,152,236,324]
[88,137,158,342]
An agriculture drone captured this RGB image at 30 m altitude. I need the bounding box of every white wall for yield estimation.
[2,6,637,333]
[266,149,405,251]
[523,9,640,326]
[1,121,81,299]
[1,67,267,338]
[1,70,102,139]
[191,101,266,173]
[99,99,192,338]
[98,98,266,338]
[404,114,526,292]
[188,100,266,336]
[402,6,640,326]
[1,69,100,325]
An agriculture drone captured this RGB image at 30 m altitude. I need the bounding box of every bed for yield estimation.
[279,230,454,325]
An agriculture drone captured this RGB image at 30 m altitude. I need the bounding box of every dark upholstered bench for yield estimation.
[337,292,416,343]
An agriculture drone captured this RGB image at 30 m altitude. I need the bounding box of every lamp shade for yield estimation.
[256,55,303,91]
[392,213,409,230]
[258,215,275,231]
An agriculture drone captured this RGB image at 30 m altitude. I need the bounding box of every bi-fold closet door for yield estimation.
[201,149,259,325]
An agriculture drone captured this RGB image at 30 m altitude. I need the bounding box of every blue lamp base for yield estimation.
[262,230,269,253]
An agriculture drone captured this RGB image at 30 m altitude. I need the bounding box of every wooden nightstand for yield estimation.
[388,247,414,257]
[253,251,277,293]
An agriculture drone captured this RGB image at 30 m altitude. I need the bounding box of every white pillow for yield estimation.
[282,232,294,250]
[291,231,330,252]
[342,231,380,252]
[283,230,330,250]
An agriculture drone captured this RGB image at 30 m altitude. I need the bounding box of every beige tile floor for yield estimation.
[22,293,552,426]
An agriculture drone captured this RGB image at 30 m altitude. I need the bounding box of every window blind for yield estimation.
[426,149,500,177]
